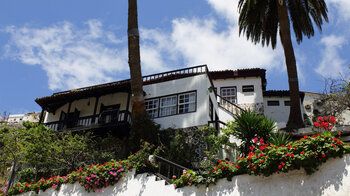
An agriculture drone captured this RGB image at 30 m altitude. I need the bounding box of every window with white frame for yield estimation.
[178,92,196,114]
[160,95,177,117]
[145,99,159,118]
[220,87,237,104]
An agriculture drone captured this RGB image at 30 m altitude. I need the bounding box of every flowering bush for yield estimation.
[1,145,157,196]
[172,132,349,189]
[172,170,198,188]
[313,116,337,131]
[237,133,349,176]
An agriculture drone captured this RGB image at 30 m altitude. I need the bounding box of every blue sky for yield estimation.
[0,0,349,114]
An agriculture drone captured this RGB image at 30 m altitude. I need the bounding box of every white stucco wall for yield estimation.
[27,154,350,196]
[263,96,304,128]
[143,74,215,129]
[212,77,264,105]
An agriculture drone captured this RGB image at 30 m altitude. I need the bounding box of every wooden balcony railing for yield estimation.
[142,65,207,83]
[45,110,131,131]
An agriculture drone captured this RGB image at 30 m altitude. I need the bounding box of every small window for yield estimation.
[220,87,237,104]
[178,92,196,114]
[267,100,280,106]
[160,95,177,117]
[284,101,290,106]
[242,85,254,92]
[145,99,159,118]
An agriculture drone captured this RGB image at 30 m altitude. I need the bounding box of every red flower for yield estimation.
[261,160,264,163]
[318,117,324,122]
[300,151,304,154]
[322,154,326,158]
[330,116,336,124]
[253,137,259,143]
[236,165,239,169]
[251,167,255,171]
[278,165,282,170]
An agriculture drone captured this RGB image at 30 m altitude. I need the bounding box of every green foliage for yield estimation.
[172,170,198,188]
[0,122,120,182]
[129,114,161,152]
[3,144,158,195]
[225,110,275,156]
[126,142,157,174]
[165,129,195,168]
[172,132,349,189]
[268,132,292,146]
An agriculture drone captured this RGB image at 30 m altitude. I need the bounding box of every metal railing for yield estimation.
[153,155,190,184]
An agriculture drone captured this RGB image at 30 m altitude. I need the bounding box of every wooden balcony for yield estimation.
[45,110,131,137]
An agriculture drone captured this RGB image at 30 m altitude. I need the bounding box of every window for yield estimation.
[284,100,290,106]
[145,99,159,118]
[145,91,197,118]
[242,85,254,92]
[220,87,237,104]
[160,95,177,117]
[178,92,196,114]
[267,100,280,106]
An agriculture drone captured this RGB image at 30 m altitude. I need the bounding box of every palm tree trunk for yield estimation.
[277,1,304,129]
[128,0,146,119]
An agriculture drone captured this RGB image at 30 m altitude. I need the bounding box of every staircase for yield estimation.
[216,95,244,117]
[152,156,190,184]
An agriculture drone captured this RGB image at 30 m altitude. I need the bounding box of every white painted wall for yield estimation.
[212,77,264,105]
[143,74,215,129]
[27,155,350,196]
[7,114,24,124]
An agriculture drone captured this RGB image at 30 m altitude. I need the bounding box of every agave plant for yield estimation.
[225,110,276,156]
[268,132,292,146]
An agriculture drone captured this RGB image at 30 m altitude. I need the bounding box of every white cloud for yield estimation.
[327,0,350,21]
[206,0,239,23]
[170,18,283,71]
[5,20,129,90]
[316,35,347,78]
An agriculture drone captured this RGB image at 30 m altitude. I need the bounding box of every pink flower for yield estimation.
[91,174,97,178]
[115,177,119,181]
[98,189,101,193]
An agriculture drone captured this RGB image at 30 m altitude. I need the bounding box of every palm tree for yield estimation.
[128,0,146,118]
[238,0,328,128]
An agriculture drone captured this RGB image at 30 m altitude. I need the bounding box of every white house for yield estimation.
[36,65,234,137]
[37,65,347,135]
[5,113,40,125]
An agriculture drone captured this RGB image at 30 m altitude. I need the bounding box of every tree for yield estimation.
[238,0,328,129]
[319,69,350,121]
[128,0,146,118]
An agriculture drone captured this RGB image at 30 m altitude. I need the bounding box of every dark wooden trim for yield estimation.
[67,102,72,114]
[39,109,45,124]
[125,92,131,121]
[93,96,100,120]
